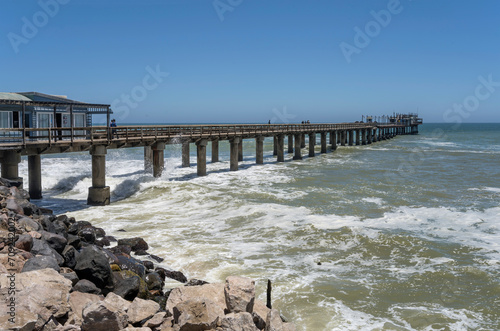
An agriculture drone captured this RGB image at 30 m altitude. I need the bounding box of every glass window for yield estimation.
[0,111,12,128]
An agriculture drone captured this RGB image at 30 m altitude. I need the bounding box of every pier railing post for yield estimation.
[230,137,241,171]
[28,154,42,199]
[88,145,110,206]
[196,139,207,176]
[256,136,264,164]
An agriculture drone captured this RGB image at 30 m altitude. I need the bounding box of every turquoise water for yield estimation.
[21,123,500,330]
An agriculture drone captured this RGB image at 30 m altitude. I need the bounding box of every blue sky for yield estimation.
[1,0,499,124]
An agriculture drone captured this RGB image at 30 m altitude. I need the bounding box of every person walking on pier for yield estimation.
[110,119,118,139]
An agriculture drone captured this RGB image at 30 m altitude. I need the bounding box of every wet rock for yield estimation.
[74,246,113,292]
[22,255,60,272]
[52,219,68,237]
[0,268,72,324]
[135,249,148,256]
[144,272,163,291]
[78,227,97,244]
[173,298,224,331]
[142,260,154,270]
[103,248,120,265]
[81,301,128,331]
[40,230,68,253]
[31,238,65,265]
[151,294,168,312]
[40,215,57,233]
[15,233,33,252]
[148,254,164,263]
[94,227,106,238]
[96,237,111,247]
[74,279,102,295]
[220,312,260,331]
[116,254,146,277]
[185,279,208,286]
[62,245,78,269]
[68,221,93,235]
[224,276,255,314]
[110,244,132,255]
[113,270,150,300]
[67,234,82,249]
[61,267,79,286]
[117,237,149,252]
[104,235,117,242]
[127,297,160,325]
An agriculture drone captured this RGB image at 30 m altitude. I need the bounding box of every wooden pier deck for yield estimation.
[0,121,421,205]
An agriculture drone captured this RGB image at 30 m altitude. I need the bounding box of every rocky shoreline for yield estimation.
[0,179,295,331]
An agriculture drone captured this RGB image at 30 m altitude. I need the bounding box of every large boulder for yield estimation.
[73,279,102,295]
[62,245,78,269]
[81,301,128,331]
[144,312,167,328]
[220,312,260,331]
[104,292,132,312]
[127,297,160,325]
[40,230,68,253]
[74,246,113,292]
[224,276,255,314]
[144,272,163,291]
[113,270,147,300]
[31,238,64,265]
[0,268,72,328]
[252,300,271,329]
[21,255,60,272]
[173,298,224,331]
[117,237,149,252]
[15,233,33,252]
[265,309,284,331]
[67,291,103,326]
[166,283,226,317]
[116,254,146,277]
[17,217,41,232]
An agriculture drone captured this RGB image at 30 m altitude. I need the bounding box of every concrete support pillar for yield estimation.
[196,139,207,176]
[341,131,346,146]
[348,130,354,146]
[372,129,377,142]
[152,142,165,178]
[1,150,22,185]
[301,133,306,148]
[356,130,361,145]
[238,140,243,161]
[309,133,315,157]
[293,134,302,160]
[320,132,327,153]
[331,131,337,150]
[211,139,219,163]
[362,129,367,145]
[88,145,110,206]
[230,137,241,171]
[273,136,277,156]
[256,136,264,164]
[288,135,294,153]
[182,141,190,167]
[28,154,42,199]
[367,128,372,144]
[144,146,153,173]
[277,134,285,162]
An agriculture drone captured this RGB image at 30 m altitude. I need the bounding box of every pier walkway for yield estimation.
[0,120,421,205]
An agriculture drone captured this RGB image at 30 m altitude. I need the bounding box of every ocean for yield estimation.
[18,123,500,330]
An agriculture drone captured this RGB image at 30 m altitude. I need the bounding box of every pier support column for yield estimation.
[288,135,294,153]
[88,145,110,206]
[356,130,361,145]
[230,137,241,171]
[144,146,153,173]
[0,150,22,187]
[293,134,302,160]
[273,137,277,156]
[341,131,346,146]
[153,142,165,178]
[301,134,306,148]
[196,139,207,176]
[256,136,264,164]
[320,132,327,153]
[182,142,190,167]
[372,129,378,142]
[28,155,42,199]
[211,139,219,163]
[348,130,354,146]
[277,134,285,162]
[238,140,244,161]
[331,131,337,150]
[309,133,315,157]
[367,128,372,144]
[362,129,367,145]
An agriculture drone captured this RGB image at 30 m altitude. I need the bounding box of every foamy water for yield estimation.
[20,123,500,330]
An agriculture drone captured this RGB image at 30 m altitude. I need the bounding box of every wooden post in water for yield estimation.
[293,134,302,160]
[331,131,337,150]
[182,141,190,167]
[144,146,153,173]
[309,133,315,157]
[230,137,240,171]
[267,279,272,309]
[152,142,165,178]
[273,136,277,156]
[256,136,264,164]
[301,133,306,148]
[288,134,294,153]
[341,131,346,146]
[277,134,284,162]
[28,154,42,199]
[88,145,110,206]
[320,132,327,153]
[238,140,243,161]
[211,139,219,163]
[348,130,354,146]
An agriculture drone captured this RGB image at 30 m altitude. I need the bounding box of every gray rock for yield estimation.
[81,301,128,331]
[62,245,78,269]
[220,312,260,331]
[265,309,284,331]
[67,291,103,326]
[61,267,80,286]
[17,217,41,232]
[117,237,149,252]
[15,233,34,252]
[22,255,60,272]
[104,292,132,313]
[78,227,97,244]
[113,274,140,301]
[74,279,102,295]
[74,246,113,292]
[173,298,224,331]
[224,276,255,314]
[144,272,163,291]
[40,230,68,253]
[127,297,160,325]
[31,238,64,265]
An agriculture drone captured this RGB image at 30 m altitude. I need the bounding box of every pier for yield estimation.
[0,110,422,205]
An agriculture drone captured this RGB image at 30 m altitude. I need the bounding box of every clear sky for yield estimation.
[1,0,499,124]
